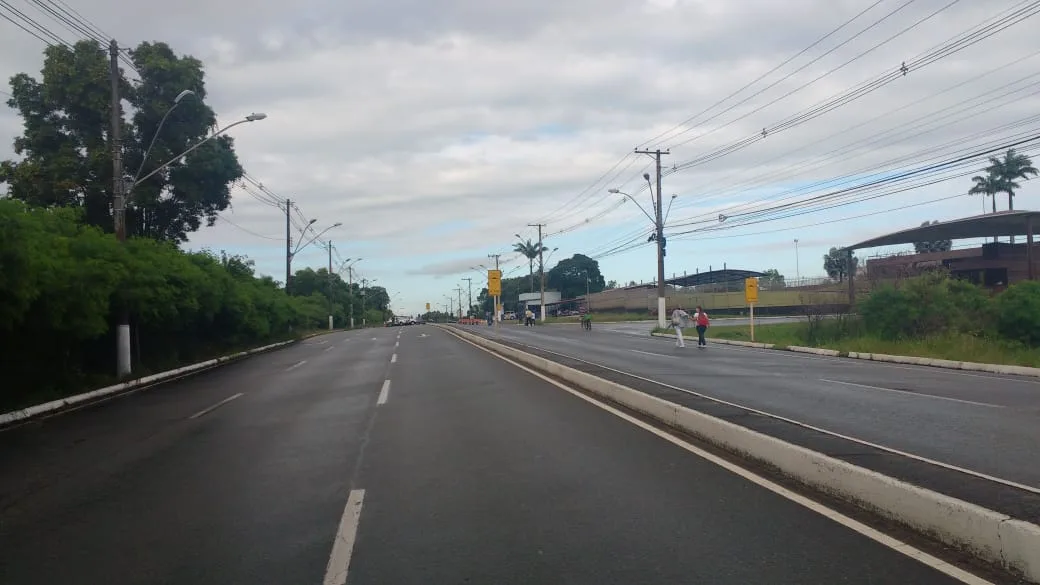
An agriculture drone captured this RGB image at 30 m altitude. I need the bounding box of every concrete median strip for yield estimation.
[0,338,300,428]
[651,331,1040,378]
[446,325,1040,583]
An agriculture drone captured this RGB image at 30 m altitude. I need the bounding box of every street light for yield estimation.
[285,221,341,294]
[132,113,267,189]
[611,183,667,328]
[131,89,195,189]
[794,239,801,282]
[341,258,363,328]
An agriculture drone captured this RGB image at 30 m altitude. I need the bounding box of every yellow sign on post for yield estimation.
[425,302,430,311]
[745,277,759,342]
[744,277,759,304]
[488,269,502,297]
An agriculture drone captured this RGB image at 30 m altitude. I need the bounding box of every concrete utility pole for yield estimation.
[285,198,292,294]
[327,241,334,330]
[529,223,546,321]
[109,39,131,378]
[455,287,464,320]
[488,253,501,323]
[462,277,473,318]
[634,148,669,329]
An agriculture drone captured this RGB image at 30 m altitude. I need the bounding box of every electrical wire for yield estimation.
[216,214,282,241]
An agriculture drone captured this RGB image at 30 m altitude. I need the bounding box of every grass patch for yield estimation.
[711,322,1040,368]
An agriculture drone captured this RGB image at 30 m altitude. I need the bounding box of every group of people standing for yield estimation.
[670,306,710,349]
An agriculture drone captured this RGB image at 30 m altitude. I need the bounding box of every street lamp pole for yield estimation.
[794,239,801,282]
[343,259,362,328]
[633,148,669,329]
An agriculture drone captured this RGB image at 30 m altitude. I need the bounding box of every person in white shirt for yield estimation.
[670,306,690,348]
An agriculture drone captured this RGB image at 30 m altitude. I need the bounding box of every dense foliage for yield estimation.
[1,39,244,242]
[858,272,1037,346]
[0,200,385,410]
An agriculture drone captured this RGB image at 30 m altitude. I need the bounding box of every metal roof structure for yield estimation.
[846,210,1040,251]
[664,269,765,287]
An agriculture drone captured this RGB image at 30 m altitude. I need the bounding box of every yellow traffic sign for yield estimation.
[744,277,759,304]
[425,302,431,311]
[488,269,502,297]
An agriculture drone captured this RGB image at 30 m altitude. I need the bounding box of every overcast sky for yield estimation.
[2,0,1038,315]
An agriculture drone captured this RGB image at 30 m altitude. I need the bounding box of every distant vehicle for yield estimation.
[503,311,517,320]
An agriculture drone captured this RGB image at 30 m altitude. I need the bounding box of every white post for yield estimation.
[750,302,755,342]
[117,324,131,377]
[328,315,334,330]
[657,297,667,329]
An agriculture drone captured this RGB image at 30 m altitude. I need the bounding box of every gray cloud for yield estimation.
[2,0,1038,312]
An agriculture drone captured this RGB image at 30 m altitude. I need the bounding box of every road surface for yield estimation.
[584,315,804,336]
[0,326,996,584]
[463,322,1040,496]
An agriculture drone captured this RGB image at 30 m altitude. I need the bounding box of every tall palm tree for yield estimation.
[986,148,1038,212]
[513,239,543,293]
[968,171,1000,215]
[969,172,1001,243]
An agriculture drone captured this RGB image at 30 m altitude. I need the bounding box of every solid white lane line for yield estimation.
[324,346,335,353]
[452,334,995,585]
[631,349,679,359]
[478,332,1040,493]
[390,354,397,363]
[323,488,366,585]
[188,393,244,419]
[286,360,307,371]
[821,379,1004,409]
[378,380,390,405]
[395,341,399,348]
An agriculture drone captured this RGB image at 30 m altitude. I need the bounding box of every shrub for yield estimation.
[994,280,1040,346]
[859,272,991,340]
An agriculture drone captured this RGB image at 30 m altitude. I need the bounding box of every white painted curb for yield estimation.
[449,326,1040,582]
[0,338,298,427]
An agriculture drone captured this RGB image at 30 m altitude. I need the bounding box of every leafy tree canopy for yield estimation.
[0,40,243,242]
[823,247,859,282]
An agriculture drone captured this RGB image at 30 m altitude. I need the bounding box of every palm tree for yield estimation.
[513,239,543,293]
[986,148,1038,212]
[969,171,1000,215]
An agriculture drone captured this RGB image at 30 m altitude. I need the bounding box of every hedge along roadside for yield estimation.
[649,331,1040,377]
[442,325,1040,582]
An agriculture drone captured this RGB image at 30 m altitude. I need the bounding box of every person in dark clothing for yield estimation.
[694,306,710,348]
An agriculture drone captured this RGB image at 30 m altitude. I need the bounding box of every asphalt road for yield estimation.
[465,321,1040,490]
[0,326,987,584]
[583,315,805,335]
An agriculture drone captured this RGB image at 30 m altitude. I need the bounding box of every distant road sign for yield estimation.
[488,269,503,297]
[744,277,759,304]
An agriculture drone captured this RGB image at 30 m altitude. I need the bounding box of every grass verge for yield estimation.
[703,322,1040,368]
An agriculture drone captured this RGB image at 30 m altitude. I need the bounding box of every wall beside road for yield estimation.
[585,284,857,314]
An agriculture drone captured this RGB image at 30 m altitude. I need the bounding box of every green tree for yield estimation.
[823,247,858,282]
[913,221,953,254]
[606,280,618,289]
[512,238,544,293]
[0,40,244,242]
[985,148,1038,212]
[760,268,785,289]
[968,171,1000,215]
[547,254,606,299]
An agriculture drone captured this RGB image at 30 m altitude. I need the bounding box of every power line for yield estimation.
[0,0,71,45]
[667,0,1039,173]
[652,0,916,150]
[665,48,1040,217]
[216,214,282,241]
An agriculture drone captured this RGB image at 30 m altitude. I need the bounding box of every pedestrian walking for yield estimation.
[694,306,710,348]
[671,306,690,348]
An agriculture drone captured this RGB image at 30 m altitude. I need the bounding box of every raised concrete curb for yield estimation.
[447,325,1040,582]
[0,337,306,427]
[651,331,1040,378]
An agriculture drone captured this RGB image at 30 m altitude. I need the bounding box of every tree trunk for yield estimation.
[528,259,534,293]
[1009,191,1015,244]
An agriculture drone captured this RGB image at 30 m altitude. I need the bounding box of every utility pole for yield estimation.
[448,297,454,320]
[109,39,131,377]
[529,223,546,321]
[327,241,334,330]
[488,253,501,323]
[462,278,473,318]
[284,198,292,294]
[361,278,368,327]
[455,287,464,320]
[347,265,355,329]
[634,148,669,329]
